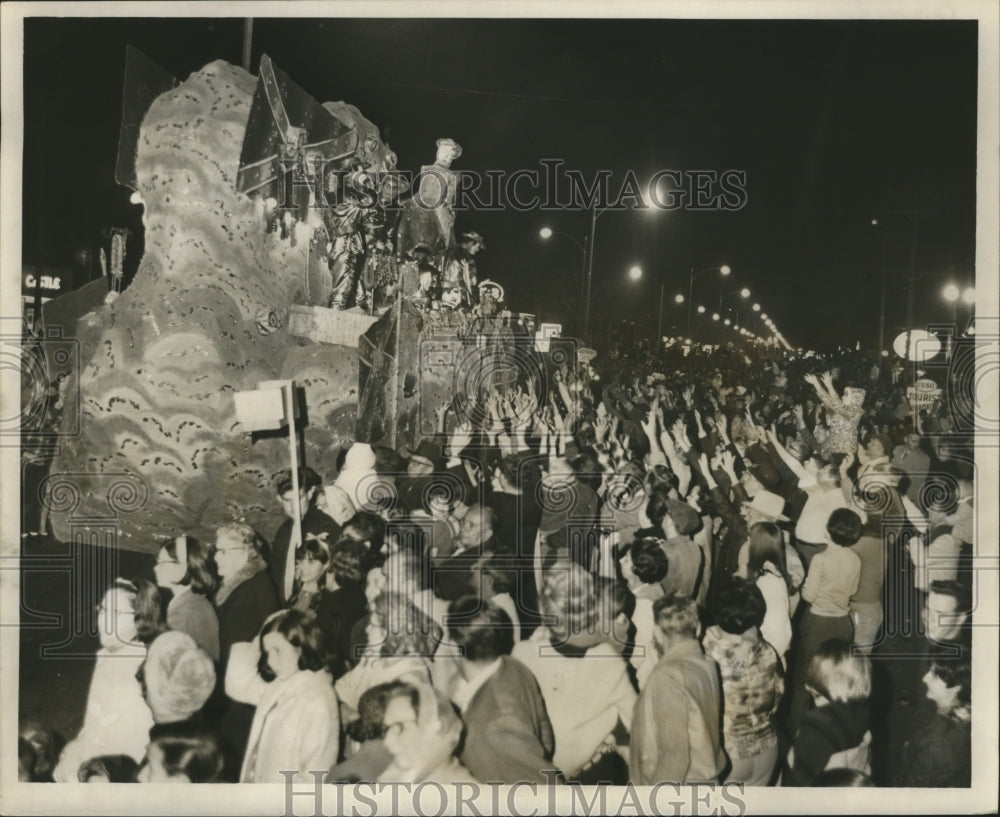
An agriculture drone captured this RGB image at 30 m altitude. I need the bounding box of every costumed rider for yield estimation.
[396,138,463,260]
[440,230,485,309]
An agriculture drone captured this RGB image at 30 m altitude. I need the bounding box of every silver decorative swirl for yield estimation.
[106,476,150,514]
[605,473,645,514]
[853,474,895,515]
[356,473,398,512]
[1,348,48,432]
[534,478,579,515]
[421,471,466,510]
[39,474,83,515]
[971,350,1000,432]
[919,473,959,514]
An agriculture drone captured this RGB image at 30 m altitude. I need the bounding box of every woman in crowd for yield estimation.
[141,630,217,738]
[334,588,443,725]
[785,640,873,785]
[328,682,397,783]
[210,522,281,778]
[315,538,370,674]
[787,509,862,733]
[288,534,333,614]
[225,609,340,783]
[136,731,224,784]
[154,535,220,661]
[703,579,784,786]
[744,522,795,664]
[618,537,668,687]
[212,522,281,666]
[512,561,636,784]
[53,579,157,780]
[894,657,972,787]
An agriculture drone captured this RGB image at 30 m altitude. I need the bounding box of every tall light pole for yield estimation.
[539,226,588,332]
[719,287,751,326]
[688,265,731,333]
[584,204,598,341]
[541,202,607,341]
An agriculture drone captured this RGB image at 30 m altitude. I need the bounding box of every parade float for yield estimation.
[43,51,562,550]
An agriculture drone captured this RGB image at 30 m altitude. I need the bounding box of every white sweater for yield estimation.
[226,641,340,784]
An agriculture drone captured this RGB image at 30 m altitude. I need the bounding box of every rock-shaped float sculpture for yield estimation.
[48,61,364,548]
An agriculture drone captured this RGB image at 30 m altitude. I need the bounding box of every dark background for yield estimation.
[21,16,978,350]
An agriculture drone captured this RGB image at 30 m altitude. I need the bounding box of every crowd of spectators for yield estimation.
[20,334,974,789]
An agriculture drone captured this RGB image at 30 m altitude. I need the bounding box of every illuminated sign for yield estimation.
[23,274,63,291]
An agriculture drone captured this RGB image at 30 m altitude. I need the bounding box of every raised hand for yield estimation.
[434,401,449,433]
[450,422,474,453]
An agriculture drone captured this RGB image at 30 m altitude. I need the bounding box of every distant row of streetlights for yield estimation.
[538,222,791,346]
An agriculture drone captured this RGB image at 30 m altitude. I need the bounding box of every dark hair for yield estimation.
[645,465,678,496]
[163,537,217,595]
[497,453,524,491]
[329,539,367,588]
[133,579,169,646]
[747,522,794,593]
[296,535,332,567]
[257,609,334,681]
[929,656,972,710]
[79,754,140,783]
[569,447,603,493]
[595,575,635,623]
[713,578,766,634]
[813,768,874,787]
[928,579,972,615]
[628,538,669,585]
[644,490,671,527]
[276,467,322,496]
[445,597,514,661]
[482,556,516,596]
[348,682,397,743]
[149,733,223,783]
[384,520,430,558]
[827,508,863,547]
[374,445,407,476]
[343,511,387,554]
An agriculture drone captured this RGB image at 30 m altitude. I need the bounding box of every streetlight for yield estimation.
[652,273,685,342]
[539,225,588,332]
[629,265,643,281]
[697,305,706,314]
[541,201,647,341]
[720,287,751,326]
[687,265,731,332]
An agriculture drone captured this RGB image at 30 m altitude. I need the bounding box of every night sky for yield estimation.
[20,15,978,350]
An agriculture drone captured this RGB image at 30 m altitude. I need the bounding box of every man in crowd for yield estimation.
[444,598,556,784]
